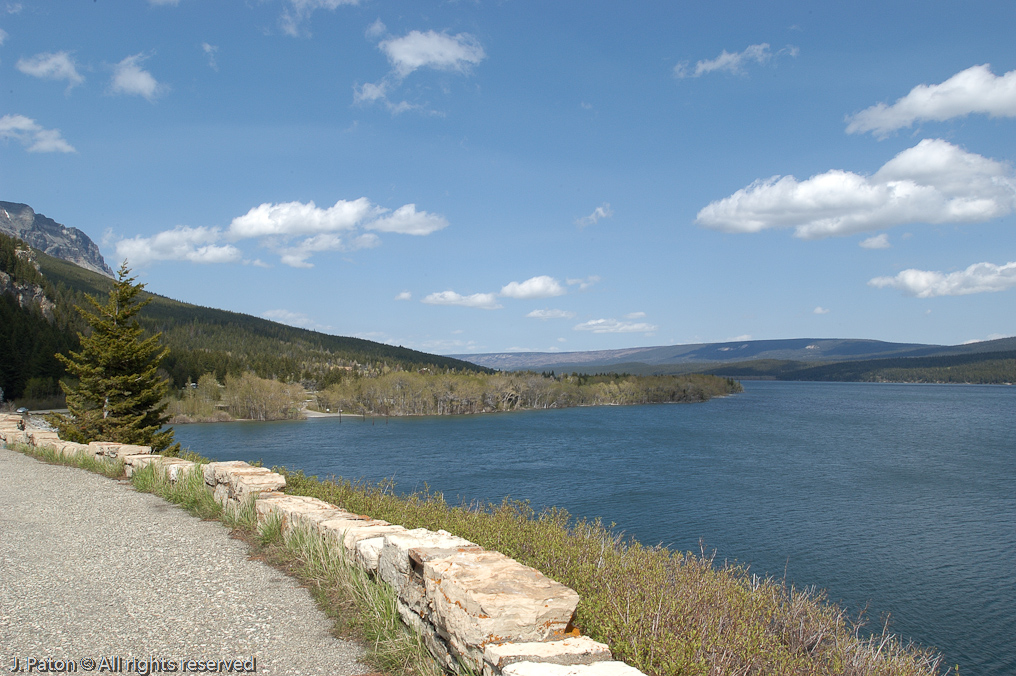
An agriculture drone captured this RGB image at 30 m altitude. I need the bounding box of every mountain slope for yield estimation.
[31,248,488,386]
[0,202,114,278]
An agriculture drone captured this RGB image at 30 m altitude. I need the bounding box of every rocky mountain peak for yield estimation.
[0,201,115,278]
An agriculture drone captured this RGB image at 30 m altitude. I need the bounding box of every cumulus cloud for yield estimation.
[356,30,485,112]
[697,139,1016,239]
[117,197,447,268]
[860,234,891,249]
[566,275,600,290]
[527,309,576,320]
[229,198,379,239]
[576,202,613,227]
[674,43,797,78]
[846,65,1016,137]
[422,291,501,310]
[869,261,1016,297]
[395,291,412,301]
[813,306,830,314]
[277,232,380,268]
[367,204,448,235]
[115,226,243,265]
[0,114,75,152]
[261,309,330,331]
[110,53,167,101]
[574,318,658,334]
[380,30,485,78]
[16,51,84,90]
[500,275,565,299]
[281,0,359,37]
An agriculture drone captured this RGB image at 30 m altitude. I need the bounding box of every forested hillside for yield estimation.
[0,233,80,403]
[698,351,1016,384]
[0,234,487,403]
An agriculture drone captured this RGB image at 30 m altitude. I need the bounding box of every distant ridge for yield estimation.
[0,201,114,278]
[451,336,1016,372]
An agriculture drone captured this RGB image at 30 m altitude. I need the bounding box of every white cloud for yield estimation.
[367,204,448,235]
[281,0,359,37]
[202,43,218,71]
[624,311,646,319]
[869,260,1016,298]
[0,28,7,45]
[846,65,1016,137]
[356,30,485,112]
[422,291,501,310]
[110,53,167,101]
[566,275,600,290]
[500,275,565,299]
[674,43,797,78]
[260,309,329,330]
[366,19,386,39]
[576,202,613,227]
[122,197,447,268]
[380,30,485,78]
[395,291,412,301]
[813,306,830,314]
[16,51,84,90]
[115,226,242,266]
[697,139,1016,239]
[727,334,753,342]
[0,114,75,153]
[278,232,379,268]
[527,309,576,320]
[860,233,891,249]
[573,318,658,334]
[229,198,380,238]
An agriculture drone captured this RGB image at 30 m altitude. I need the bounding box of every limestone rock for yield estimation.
[203,460,251,486]
[501,662,645,676]
[484,637,613,675]
[423,549,580,668]
[123,454,161,477]
[226,466,286,500]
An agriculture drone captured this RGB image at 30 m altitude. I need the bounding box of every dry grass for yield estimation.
[10,442,126,478]
[278,469,950,676]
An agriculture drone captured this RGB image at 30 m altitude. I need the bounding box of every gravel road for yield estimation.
[0,447,368,675]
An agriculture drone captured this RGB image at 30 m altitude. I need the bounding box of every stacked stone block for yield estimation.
[2,417,644,676]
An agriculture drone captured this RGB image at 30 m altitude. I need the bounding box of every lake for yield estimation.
[172,381,1016,675]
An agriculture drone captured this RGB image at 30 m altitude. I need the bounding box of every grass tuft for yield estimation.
[10,442,126,478]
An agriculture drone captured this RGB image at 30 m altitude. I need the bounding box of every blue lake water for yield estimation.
[173,381,1016,675]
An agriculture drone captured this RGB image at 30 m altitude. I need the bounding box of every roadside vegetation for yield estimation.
[279,469,950,676]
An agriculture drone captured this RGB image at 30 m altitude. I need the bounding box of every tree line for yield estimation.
[313,371,742,417]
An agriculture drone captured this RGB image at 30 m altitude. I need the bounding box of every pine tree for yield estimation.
[52,262,179,453]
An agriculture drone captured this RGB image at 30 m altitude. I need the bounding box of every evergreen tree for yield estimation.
[52,262,179,453]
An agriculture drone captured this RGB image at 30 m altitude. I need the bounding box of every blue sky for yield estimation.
[2,1,1015,354]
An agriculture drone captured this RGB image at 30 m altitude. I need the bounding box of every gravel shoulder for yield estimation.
[0,447,368,675]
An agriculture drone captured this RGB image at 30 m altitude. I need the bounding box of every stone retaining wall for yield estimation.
[0,413,644,676]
